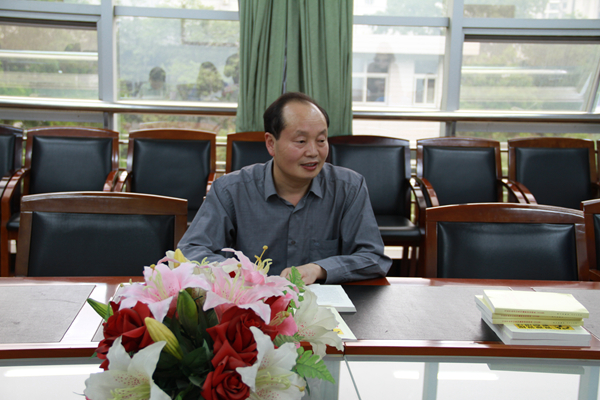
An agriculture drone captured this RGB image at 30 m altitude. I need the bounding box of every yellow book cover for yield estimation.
[483,290,589,319]
[475,295,584,326]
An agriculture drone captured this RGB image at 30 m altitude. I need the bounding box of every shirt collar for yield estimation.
[264,159,324,201]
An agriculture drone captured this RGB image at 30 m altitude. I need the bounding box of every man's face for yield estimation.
[266,101,329,188]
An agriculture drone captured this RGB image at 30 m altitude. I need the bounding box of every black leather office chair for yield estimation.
[0,125,23,277]
[327,135,425,276]
[114,128,216,223]
[225,131,272,173]
[508,137,598,209]
[416,137,529,207]
[1,127,119,277]
[424,203,588,280]
[15,192,188,277]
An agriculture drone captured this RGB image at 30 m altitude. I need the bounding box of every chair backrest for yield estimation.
[508,137,597,209]
[417,137,502,206]
[126,129,216,222]
[15,192,188,277]
[226,131,271,173]
[0,125,23,180]
[327,135,411,218]
[25,127,119,194]
[424,203,587,280]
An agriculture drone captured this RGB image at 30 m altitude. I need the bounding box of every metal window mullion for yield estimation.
[464,18,600,30]
[97,0,115,129]
[441,0,465,114]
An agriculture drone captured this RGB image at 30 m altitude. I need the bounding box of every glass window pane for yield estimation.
[117,113,235,168]
[353,25,445,110]
[117,17,239,103]
[354,0,447,17]
[115,0,238,10]
[353,119,442,143]
[415,79,425,103]
[0,24,98,99]
[464,0,600,19]
[0,120,103,130]
[460,40,600,112]
[427,78,436,103]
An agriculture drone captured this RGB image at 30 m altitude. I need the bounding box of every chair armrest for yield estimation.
[589,269,600,281]
[103,169,121,191]
[112,170,129,192]
[412,176,439,207]
[409,178,427,233]
[500,179,528,204]
[503,179,537,204]
[1,168,28,226]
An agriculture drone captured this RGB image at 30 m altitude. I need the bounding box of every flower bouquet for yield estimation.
[84,248,343,400]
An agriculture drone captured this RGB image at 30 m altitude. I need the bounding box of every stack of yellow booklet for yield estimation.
[475,290,591,346]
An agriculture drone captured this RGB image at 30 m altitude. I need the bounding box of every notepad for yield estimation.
[309,284,356,312]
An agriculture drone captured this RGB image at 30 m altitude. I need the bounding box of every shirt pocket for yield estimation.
[309,238,339,261]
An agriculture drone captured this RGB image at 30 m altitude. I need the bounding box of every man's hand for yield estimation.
[280,263,326,285]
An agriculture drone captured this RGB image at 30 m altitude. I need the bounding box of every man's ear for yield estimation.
[265,132,276,157]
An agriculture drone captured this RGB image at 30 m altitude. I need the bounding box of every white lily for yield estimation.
[84,337,170,400]
[293,289,343,359]
[237,326,306,400]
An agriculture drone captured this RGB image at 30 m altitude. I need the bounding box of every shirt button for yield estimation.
[291,240,296,245]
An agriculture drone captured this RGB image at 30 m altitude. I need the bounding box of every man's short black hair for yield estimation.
[263,92,330,140]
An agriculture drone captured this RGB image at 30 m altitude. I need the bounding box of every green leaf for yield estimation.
[86,298,112,321]
[287,266,305,291]
[293,348,335,383]
[181,345,212,371]
[188,374,206,387]
[155,351,181,371]
[273,333,303,348]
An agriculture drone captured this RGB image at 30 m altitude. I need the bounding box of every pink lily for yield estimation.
[118,262,210,323]
[203,265,297,324]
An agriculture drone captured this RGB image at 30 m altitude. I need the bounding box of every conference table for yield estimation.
[2,276,600,399]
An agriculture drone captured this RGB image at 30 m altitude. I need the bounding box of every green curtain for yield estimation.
[236,1,288,133]
[237,0,353,137]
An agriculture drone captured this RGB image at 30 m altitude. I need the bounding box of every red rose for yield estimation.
[207,306,277,365]
[201,348,250,400]
[96,301,154,369]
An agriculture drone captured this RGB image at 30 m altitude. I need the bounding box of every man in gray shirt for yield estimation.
[178,92,391,284]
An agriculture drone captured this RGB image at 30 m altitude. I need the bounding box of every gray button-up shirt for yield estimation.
[178,160,391,283]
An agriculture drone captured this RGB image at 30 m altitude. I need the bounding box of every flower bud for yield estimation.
[144,317,183,360]
[87,298,113,322]
[177,289,198,335]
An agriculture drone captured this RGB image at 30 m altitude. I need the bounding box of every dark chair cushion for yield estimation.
[0,134,15,179]
[329,144,409,217]
[26,212,175,276]
[29,136,113,194]
[6,213,19,231]
[515,147,592,209]
[231,141,271,172]
[437,221,578,280]
[423,146,497,205]
[132,139,211,218]
[376,215,421,242]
